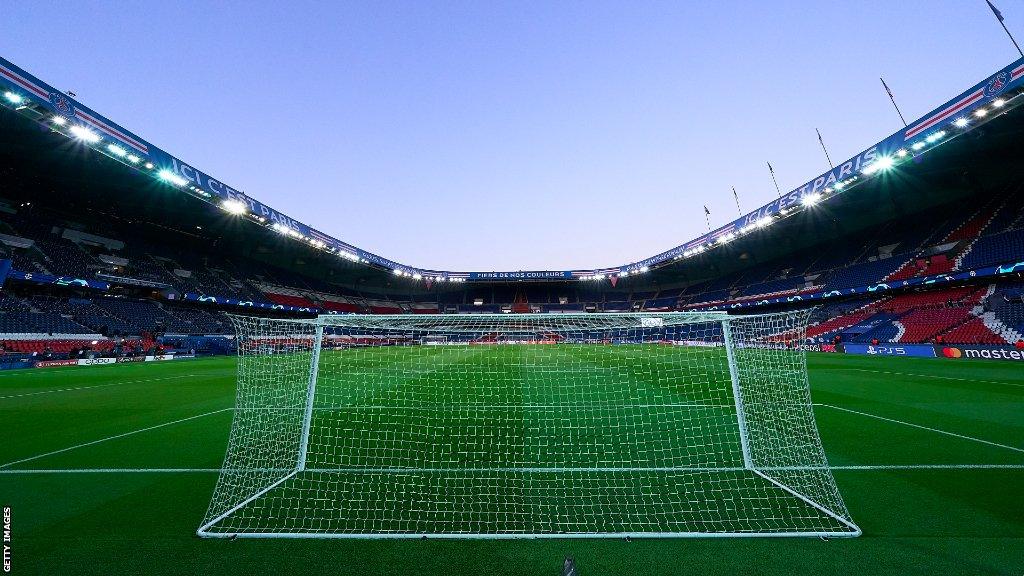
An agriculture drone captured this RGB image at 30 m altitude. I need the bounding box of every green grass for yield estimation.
[2,352,1023,575]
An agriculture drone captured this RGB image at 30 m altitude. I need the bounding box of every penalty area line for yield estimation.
[818,403,1024,454]
[0,407,233,469]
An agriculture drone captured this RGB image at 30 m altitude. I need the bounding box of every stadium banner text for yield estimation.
[938,345,1024,361]
[842,344,936,357]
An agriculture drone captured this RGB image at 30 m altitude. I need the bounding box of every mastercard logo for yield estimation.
[942,347,962,358]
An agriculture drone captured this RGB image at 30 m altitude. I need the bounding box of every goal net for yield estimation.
[198,311,859,538]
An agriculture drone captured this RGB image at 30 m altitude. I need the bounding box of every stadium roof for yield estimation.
[2,55,1023,285]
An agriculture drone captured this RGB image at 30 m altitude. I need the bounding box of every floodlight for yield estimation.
[974,108,987,118]
[895,148,908,157]
[925,131,946,143]
[220,200,247,214]
[911,141,926,151]
[3,92,22,104]
[800,193,822,207]
[107,144,128,157]
[126,154,141,164]
[863,156,894,175]
[993,98,1006,108]
[52,115,67,125]
[393,269,402,275]
[953,117,969,128]
[69,125,101,143]
[157,169,188,186]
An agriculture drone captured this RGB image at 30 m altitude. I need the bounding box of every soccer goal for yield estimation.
[198,311,859,539]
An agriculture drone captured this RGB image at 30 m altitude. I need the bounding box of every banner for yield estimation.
[34,359,78,368]
[77,357,117,366]
[938,345,1024,361]
[7,270,110,291]
[842,343,936,357]
[181,292,316,313]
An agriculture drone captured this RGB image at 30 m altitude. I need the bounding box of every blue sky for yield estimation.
[4,1,1020,270]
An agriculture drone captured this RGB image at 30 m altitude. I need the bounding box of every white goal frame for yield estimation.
[198,311,860,539]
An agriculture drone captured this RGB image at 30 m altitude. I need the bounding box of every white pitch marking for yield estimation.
[0,374,201,400]
[819,403,1024,454]
[0,407,232,469]
[838,367,1024,389]
[1,463,1023,474]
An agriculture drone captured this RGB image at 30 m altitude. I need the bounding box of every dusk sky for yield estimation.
[5,1,1021,271]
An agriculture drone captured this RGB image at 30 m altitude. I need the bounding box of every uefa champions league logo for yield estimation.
[984,72,1008,98]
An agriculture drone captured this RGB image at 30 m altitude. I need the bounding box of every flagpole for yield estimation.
[732,186,742,215]
[767,162,782,199]
[703,206,711,232]
[816,128,834,169]
[880,77,908,127]
[986,0,1024,57]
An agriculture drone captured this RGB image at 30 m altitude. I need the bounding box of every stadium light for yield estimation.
[953,117,969,128]
[69,125,101,143]
[639,266,649,273]
[412,273,422,280]
[800,192,822,207]
[126,154,141,164]
[107,144,128,157]
[862,155,894,175]
[3,92,22,104]
[911,141,926,151]
[157,169,188,186]
[974,108,987,118]
[993,98,1006,108]
[220,198,247,214]
[895,148,908,158]
[51,115,67,126]
[925,131,946,143]
[393,269,402,275]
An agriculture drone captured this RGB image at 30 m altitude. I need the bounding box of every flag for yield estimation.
[880,77,894,98]
[767,161,775,174]
[988,0,1004,22]
[732,186,741,213]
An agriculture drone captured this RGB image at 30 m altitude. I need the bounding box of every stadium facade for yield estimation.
[0,55,1023,361]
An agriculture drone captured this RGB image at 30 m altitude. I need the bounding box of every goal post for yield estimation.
[198,311,859,539]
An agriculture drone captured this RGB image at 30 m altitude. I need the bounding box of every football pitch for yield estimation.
[2,352,1022,575]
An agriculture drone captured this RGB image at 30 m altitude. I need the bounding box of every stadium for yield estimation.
[2,16,1024,576]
